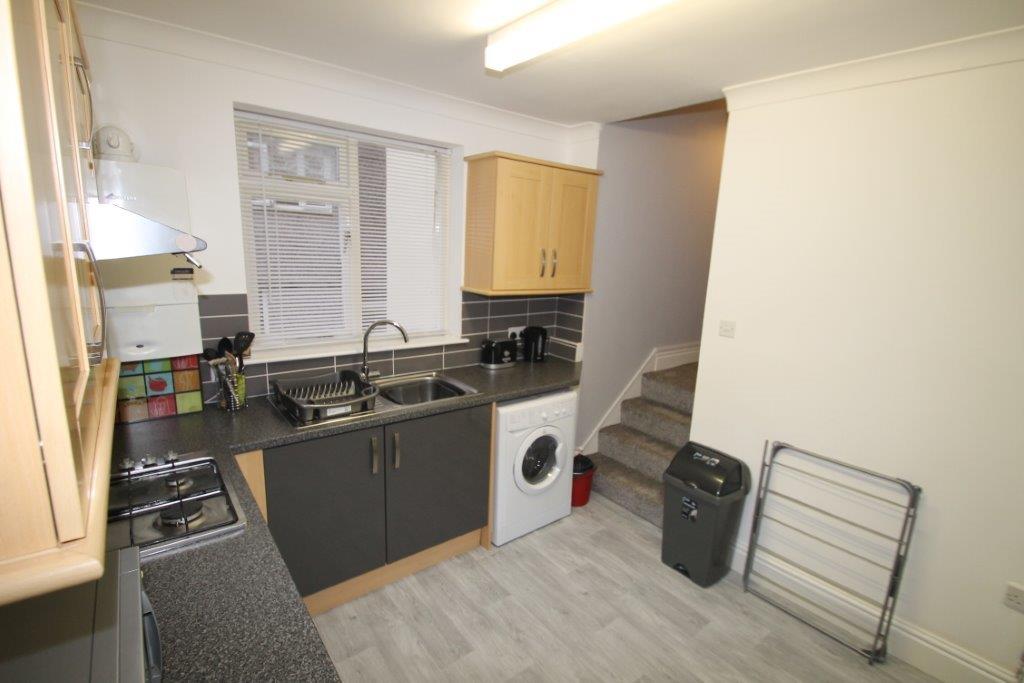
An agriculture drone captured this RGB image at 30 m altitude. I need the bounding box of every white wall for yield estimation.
[78,5,599,295]
[694,28,1024,682]
[577,109,725,449]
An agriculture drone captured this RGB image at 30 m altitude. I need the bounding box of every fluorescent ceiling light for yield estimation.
[485,0,675,72]
[468,0,550,32]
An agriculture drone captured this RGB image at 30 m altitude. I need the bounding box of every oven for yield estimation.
[0,547,161,682]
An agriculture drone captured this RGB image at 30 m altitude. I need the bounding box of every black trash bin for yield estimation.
[661,441,750,587]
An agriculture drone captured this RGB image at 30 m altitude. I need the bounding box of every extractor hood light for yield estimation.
[484,0,674,72]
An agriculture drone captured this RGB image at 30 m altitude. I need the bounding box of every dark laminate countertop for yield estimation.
[116,359,581,458]
[138,450,340,682]
[113,359,581,682]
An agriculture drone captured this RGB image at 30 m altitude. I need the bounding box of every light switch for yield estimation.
[718,320,736,338]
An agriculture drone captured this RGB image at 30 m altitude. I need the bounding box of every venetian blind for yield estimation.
[234,110,451,348]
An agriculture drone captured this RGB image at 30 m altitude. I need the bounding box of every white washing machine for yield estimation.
[492,390,578,546]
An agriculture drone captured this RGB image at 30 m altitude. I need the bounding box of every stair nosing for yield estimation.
[599,423,678,455]
[590,452,663,527]
[621,396,692,423]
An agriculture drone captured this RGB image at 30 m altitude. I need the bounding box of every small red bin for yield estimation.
[571,455,596,507]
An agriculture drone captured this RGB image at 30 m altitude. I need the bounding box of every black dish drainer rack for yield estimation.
[272,369,378,425]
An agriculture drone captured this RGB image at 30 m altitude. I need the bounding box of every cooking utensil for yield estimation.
[232,331,255,371]
[217,337,233,358]
[210,357,239,411]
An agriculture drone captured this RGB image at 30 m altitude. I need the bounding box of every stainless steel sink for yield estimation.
[376,372,478,405]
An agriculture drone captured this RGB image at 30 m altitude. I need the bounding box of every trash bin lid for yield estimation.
[573,455,594,474]
[663,442,744,496]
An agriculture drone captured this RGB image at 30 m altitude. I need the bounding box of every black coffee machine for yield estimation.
[521,326,548,362]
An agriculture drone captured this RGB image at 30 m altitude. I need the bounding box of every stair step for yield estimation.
[642,363,698,413]
[590,453,663,528]
[621,397,692,446]
[598,424,678,482]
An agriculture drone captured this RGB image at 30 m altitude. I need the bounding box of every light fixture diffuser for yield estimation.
[485,0,675,72]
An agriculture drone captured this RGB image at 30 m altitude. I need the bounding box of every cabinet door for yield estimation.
[547,168,598,291]
[4,0,93,540]
[385,406,490,563]
[45,0,102,361]
[265,427,387,596]
[66,1,92,157]
[492,159,552,291]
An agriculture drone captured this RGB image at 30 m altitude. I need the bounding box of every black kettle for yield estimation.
[521,326,548,362]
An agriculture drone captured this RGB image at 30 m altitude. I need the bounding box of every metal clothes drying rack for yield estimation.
[743,441,921,664]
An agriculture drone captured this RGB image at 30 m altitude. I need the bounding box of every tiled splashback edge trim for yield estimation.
[197,291,586,403]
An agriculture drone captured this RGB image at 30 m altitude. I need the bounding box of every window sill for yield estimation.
[247,334,469,365]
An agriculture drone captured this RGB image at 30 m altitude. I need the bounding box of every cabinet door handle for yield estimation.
[551,249,558,278]
[73,57,93,149]
[73,242,105,365]
[540,248,546,277]
[393,432,401,469]
[370,435,380,475]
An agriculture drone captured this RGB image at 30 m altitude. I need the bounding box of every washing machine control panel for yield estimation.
[532,397,576,426]
[505,392,577,431]
[508,412,531,431]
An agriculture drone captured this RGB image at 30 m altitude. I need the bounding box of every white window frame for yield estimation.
[234,106,466,363]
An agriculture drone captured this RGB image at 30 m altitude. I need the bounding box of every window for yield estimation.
[234,110,452,350]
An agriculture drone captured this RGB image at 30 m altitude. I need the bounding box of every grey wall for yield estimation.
[198,291,583,404]
[576,108,727,444]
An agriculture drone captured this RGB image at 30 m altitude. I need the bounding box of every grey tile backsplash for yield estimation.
[460,291,585,362]
[197,290,585,403]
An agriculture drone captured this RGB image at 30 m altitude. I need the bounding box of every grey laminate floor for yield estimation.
[314,494,934,682]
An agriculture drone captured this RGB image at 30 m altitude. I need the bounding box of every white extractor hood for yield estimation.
[94,158,204,361]
[86,202,206,261]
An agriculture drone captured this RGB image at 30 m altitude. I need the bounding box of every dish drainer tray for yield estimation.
[743,441,921,664]
[272,369,378,425]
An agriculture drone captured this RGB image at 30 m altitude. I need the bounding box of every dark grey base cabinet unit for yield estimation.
[264,426,386,596]
[385,407,490,563]
[264,405,491,597]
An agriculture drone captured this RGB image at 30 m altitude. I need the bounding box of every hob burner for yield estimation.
[164,475,195,493]
[158,500,204,528]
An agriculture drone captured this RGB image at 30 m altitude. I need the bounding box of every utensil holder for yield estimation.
[218,371,246,411]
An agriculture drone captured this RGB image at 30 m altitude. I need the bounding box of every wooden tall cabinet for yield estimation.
[464,152,600,295]
[0,0,119,606]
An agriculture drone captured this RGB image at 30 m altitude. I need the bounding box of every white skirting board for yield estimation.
[729,542,1017,683]
[580,341,699,455]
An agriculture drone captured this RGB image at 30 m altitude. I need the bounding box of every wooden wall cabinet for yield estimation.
[0,0,119,606]
[464,152,601,296]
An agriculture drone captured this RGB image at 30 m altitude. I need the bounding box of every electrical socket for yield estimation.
[718,320,736,338]
[1005,582,1024,615]
[507,326,526,340]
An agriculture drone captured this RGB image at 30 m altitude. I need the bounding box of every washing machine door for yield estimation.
[513,425,566,495]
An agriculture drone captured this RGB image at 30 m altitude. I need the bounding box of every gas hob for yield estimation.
[107,451,246,558]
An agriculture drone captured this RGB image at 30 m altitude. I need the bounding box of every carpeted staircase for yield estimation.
[590,363,697,528]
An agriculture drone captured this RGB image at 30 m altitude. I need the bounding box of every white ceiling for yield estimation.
[83,0,1024,124]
